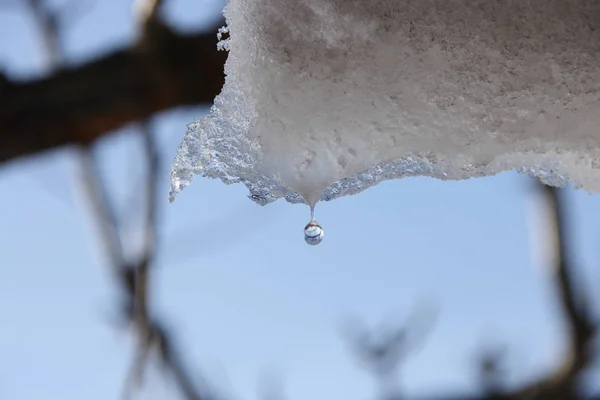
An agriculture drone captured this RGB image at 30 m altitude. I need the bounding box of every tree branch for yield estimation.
[513,183,597,399]
[24,0,63,67]
[17,2,215,398]
[133,0,165,23]
[0,25,226,165]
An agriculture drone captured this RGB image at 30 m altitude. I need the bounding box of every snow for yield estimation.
[170,0,600,206]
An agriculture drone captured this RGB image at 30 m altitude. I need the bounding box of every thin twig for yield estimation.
[342,303,437,400]
[133,0,165,23]
[22,2,211,399]
[24,0,62,68]
[121,3,212,399]
[75,148,126,270]
[540,184,595,359]
[525,184,597,395]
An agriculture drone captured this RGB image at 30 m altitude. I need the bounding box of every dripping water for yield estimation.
[304,204,324,245]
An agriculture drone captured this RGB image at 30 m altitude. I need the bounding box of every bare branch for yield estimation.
[0,26,226,165]
[24,0,63,67]
[539,184,596,360]
[75,148,126,269]
[139,121,159,265]
[342,303,437,399]
[159,331,213,400]
[514,183,597,398]
[133,0,165,23]
[19,2,214,398]
[476,344,508,397]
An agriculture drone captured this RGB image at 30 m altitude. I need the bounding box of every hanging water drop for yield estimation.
[304,206,324,246]
[304,221,324,245]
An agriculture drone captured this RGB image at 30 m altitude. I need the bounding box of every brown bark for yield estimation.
[0,23,227,165]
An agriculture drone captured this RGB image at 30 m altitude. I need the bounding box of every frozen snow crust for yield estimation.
[170,0,600,205]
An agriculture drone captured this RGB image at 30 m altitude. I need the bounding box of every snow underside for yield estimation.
[170,0,600,206]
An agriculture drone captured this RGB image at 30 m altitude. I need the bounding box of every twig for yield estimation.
[133,0,165,23]
[24,0,62,68]
[21,2,211,399]
[476,344,508,397]
[516,183,597,398]
[25,0,128,284]
[540,184,595,364]
[342,303,437,400]
[0,24,226,165]
[118,4,213,400]
[75,149,126,270]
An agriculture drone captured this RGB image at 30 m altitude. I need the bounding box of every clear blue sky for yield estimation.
[0,1,598,399]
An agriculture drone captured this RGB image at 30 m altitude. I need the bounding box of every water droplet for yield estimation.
[304,205,324,246]
[304,220,324,245]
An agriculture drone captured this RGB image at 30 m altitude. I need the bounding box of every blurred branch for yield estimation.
[426,183,597,400]
[133,0,165,23]
[343,183,597,400]
[75,149,125,268]
[541,185,596,366]
[20,1,213,399]
[342,304,437,400]
[77,119,212,400]
[24,0,62,67]
[511,183,597,399]
[476,344,508,398]
[0,20,226,165]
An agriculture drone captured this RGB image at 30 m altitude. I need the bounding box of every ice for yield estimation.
[170,0,600,206]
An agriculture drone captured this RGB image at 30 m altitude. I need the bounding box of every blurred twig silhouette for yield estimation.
[2,1,598,399]
[342,302,437,400]
[346,183,598,400]
[22,1,213,399]
[0,0,226,164]
[476,344,508,398]
[512,183,597,400]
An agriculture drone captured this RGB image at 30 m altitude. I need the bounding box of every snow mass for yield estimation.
[170,0,600,206]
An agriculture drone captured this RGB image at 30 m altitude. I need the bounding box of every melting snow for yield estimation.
[171,0,600,205]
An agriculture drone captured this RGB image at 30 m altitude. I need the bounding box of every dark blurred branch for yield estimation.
[77,121,212,400]
[432,183,597,400]
[21,1,214,398]
[0,19,226,165]
[133,0,165,23]
[511,183,597,399]
[343,304,437,400]
[343,183,597,400]
[476,344,508,398]
[541,185,596,368]
[119,123,211,400]
[24,0,62,66]
[75,149,125,268]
